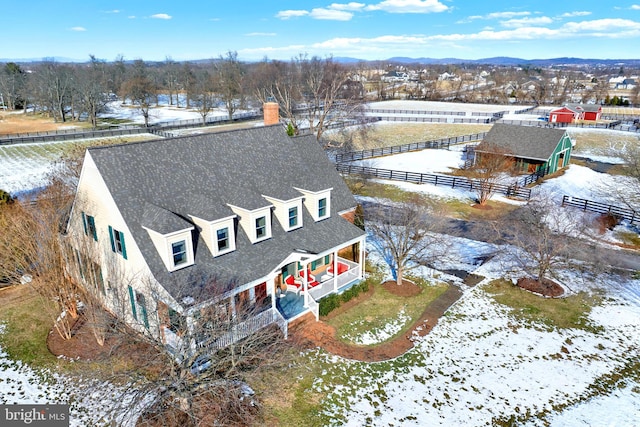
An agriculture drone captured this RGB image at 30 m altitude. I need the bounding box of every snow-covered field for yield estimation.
[367,100,531,114]
[315,269,640,426]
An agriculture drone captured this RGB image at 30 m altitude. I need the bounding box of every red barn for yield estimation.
[566,103,602,121]
[548,107,577,123]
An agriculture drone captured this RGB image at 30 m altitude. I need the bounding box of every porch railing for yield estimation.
[197,307,282,350]
[273,308,288,339]
[309,258,361,301]
[307,296,320,321]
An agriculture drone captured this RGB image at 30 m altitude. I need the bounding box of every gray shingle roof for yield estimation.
[477,124,567,161]
[566,103,602,113]
[88,125,364,303]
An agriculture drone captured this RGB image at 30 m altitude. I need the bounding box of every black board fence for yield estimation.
[335,132,488,163]
[336,163,531,200]
[561,195,639,224]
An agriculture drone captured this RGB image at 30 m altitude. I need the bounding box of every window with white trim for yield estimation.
[288,206,298,228]
[217,227,230,251]
[318,198,328,219]
[172,240,187,266]
[255,216,267,239]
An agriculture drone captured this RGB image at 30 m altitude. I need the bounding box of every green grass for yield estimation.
[483,279,602,332]
[0,285,58,367]
[326,276,448,346]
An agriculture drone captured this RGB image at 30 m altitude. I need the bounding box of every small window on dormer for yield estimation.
[318,198,328,219]
[256,216,267,239]
[217,227,229,251]
[172,241,187,266]
[288,207,298,228]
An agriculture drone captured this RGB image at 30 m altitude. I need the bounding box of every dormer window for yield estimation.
[288,207,298,228]
[262,195,303,232]
[217,227,230,251]
[228,203,272,244]
[172,241,188,266]
[295,187,332,222]
[318,198,327,219]
[255,216,267,240]
[141,203,195,272]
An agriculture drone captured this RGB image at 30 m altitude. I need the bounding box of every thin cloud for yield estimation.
[501,16,554,28]
[309,8,354,20]
[561,11,592,17]
[329,2,366,11]
[128,16,136,19]
[631,5,640,10]
[277,0,446,20]
[102,9,120,14]
[70,26,87,32]
[366,0,449,14]
[469,11,531,21]
[276,10,309,19]
[150,13,172,20]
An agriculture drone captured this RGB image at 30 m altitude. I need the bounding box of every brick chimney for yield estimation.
[263,102,279,126]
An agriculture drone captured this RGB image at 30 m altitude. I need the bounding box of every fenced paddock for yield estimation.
[561,195,639,224]
[336,163,531,200]
[335,132,488,163]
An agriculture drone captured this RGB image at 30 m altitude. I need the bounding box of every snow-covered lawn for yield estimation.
[0,324,144,426]
[313,269,640,426]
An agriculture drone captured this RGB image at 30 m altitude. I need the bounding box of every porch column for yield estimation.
[359,237,366,279]
[271,276,277,310]
[333,250,338,292]
[303,262,309,308]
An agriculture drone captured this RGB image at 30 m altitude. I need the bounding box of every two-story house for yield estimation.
[65,124,366,353]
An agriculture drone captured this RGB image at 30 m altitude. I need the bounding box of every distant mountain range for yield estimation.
[3,56,640,67]
[334,56,640,67]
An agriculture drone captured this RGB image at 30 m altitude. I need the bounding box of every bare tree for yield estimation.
[180,62,196,109]
[494,195,585,287]
[367,196,449,285]
[87,274,294,426]
[464,143,517,205]
[0,183,79,340]
[192,70,217,125]
[212,51,245,120]
[163,56,181,106]
[120,59,157,127]
[76,55,110,128]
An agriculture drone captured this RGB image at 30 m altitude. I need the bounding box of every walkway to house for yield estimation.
[288,281,465,362]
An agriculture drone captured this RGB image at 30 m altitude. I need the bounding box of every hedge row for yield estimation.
[318,280,370,317]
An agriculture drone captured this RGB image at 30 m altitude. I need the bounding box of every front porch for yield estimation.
[275,256,362,321]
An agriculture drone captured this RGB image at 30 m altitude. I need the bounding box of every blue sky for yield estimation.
[2,1,640,62]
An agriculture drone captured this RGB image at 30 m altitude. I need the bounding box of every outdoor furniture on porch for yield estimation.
[327,261,349,277]
[284,275,302,295]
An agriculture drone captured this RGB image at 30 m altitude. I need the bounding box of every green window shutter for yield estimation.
[282,266,289,279]
[81,212,88,235]
[119,231,128,260]
[325,255,330,265]
[311,260,317,270]
[128,285,137,321]
[138,295,149,329]
[89,216,97,241]
[108,226,115,253]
